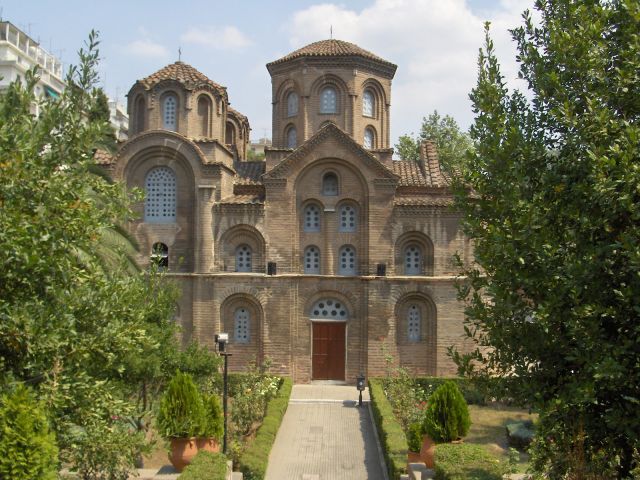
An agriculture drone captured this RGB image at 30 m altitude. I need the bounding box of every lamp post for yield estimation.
[356,372,366,407]
[215,333,231,454]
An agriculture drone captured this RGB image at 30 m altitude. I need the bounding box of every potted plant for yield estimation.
[196,393,224,453]
[406,422,423,464]
[420,381,471,468]
[156,371,208,471]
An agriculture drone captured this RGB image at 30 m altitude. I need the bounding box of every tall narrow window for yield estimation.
[303,204,321,232]
[236,244,252,272]
[135,95,145,134]
[339,245,356,275]
[408,304,421,342]
[226,122,236,144]
[163,93,177,130]
[286,126,297,148]
[304,246,320,274]
[320,86,337,114]
[287,91,298,117]
[322,173,338,196]
[364,127,375,149]
[151,242,169,270]
[197,95,210,137]
[404,244,422,275]
[144,167,176,223]
[234,307,250,343]
[338,204,357,232]
[363,90,374,117]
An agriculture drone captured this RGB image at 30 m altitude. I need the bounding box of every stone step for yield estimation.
[408,462,435,480]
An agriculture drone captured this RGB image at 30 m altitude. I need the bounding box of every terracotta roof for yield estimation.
[93,149,114,165]
[219,194,264,205]
[391,142,450,188]
[394,197,454,207]
[268,39,396,68]
[139,62,226,95]
[234,161,265,185]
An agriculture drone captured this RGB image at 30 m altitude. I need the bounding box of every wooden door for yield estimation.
[312,322,346,380]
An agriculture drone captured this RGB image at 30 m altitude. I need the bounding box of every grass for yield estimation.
[465,404,537,473]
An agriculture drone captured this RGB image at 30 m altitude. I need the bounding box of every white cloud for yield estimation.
[181,26,252,51]
[125,39,169,59]
[286,0,531,142]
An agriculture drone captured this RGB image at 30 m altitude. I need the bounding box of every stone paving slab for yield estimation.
[265,385,386,480]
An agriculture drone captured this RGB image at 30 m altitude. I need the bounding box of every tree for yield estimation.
[451,2,640,477]
[419,111,473,175]
[394,134,420,162]
[88,87,117,151]
[0,32,189,476]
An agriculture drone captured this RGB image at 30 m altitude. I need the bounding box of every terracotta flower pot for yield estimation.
[407,451,422,464]
[168,437,198,472]
[196,437,221,453]
[420,434,436,469]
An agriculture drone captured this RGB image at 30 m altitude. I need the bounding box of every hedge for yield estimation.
[434,443,504,480]
[368,378,408,480]
[178,451,228,480]
[238,377,293,480]
[414,377,487,405]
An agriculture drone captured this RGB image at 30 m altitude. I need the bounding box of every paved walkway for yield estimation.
[265,384,388,480]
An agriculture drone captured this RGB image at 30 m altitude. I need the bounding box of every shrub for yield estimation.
[0,385,58,480]
[239,377,292,480]
[422,381,471,442]
[202,394,224,441]
[414,377,487,405]
[506,421,535,450]
[434,443,504,479]
[178,451,228,480]
[369,378,408,480]
[157,371,207,438]
[407,422,423,452]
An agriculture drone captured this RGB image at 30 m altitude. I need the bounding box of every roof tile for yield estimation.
[139,61,226,95]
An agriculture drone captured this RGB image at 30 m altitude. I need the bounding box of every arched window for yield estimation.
[135,95,145,134]
[364,127,375,149]
[197,95,211,137]
[407,304,421,342]
[235,244,252,272]
[304,246,320,274]
[286,126,297,148]
[144,167,176,223]
[322,173,338,196]
[363,90,374,117]
[339,245,356,275]
[338,204,357,232]
[234,307,250,343]
[405,244,422,275]
[287,91,298,117]
[320,86,337,114]
[151,242,168,270]
[310,299,348,320]
[303,204,321,232]
[162,93,177,130]
[226,122,236,145]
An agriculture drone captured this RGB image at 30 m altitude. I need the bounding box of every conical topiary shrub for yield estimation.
[421,380,471,442]
[156,371,207,438]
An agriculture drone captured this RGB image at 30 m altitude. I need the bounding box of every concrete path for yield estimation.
[265,384,388,480]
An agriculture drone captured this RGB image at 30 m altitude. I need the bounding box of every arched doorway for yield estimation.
[310,299,347,380]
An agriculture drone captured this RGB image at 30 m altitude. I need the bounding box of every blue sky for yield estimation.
[3,0,533,144]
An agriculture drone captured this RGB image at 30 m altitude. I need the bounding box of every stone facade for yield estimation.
[101,39,473,384]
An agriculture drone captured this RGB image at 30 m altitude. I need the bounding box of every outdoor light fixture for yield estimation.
[215,333,231,454]
[356,372,366,407]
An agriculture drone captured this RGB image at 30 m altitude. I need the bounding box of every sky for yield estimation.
[2,0,535,145]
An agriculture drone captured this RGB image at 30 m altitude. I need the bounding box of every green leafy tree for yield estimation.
[394,134,420,162]
[421,381,470,443]
[419,110,473,175]
[88,87,117,151]
[0,32,182,476]
[451,2,640,477]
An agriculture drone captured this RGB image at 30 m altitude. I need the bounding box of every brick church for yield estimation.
[99,39,472,383]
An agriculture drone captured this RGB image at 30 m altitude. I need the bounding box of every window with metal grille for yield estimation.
[236,244,252,272]
[363,90,374,117]
[405,244,422,275]
[320,86,337,114]
[322,173,338,196]
[163,94,177,130]
[304,246,320,274]
[234,307,250,343]
[304,204,320,232]
[310,299,347,320]
[339,204,357,232]
[144,167,176,223]
[287,91,298,117]
[339,245,356,275]
[408,304,421,342]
